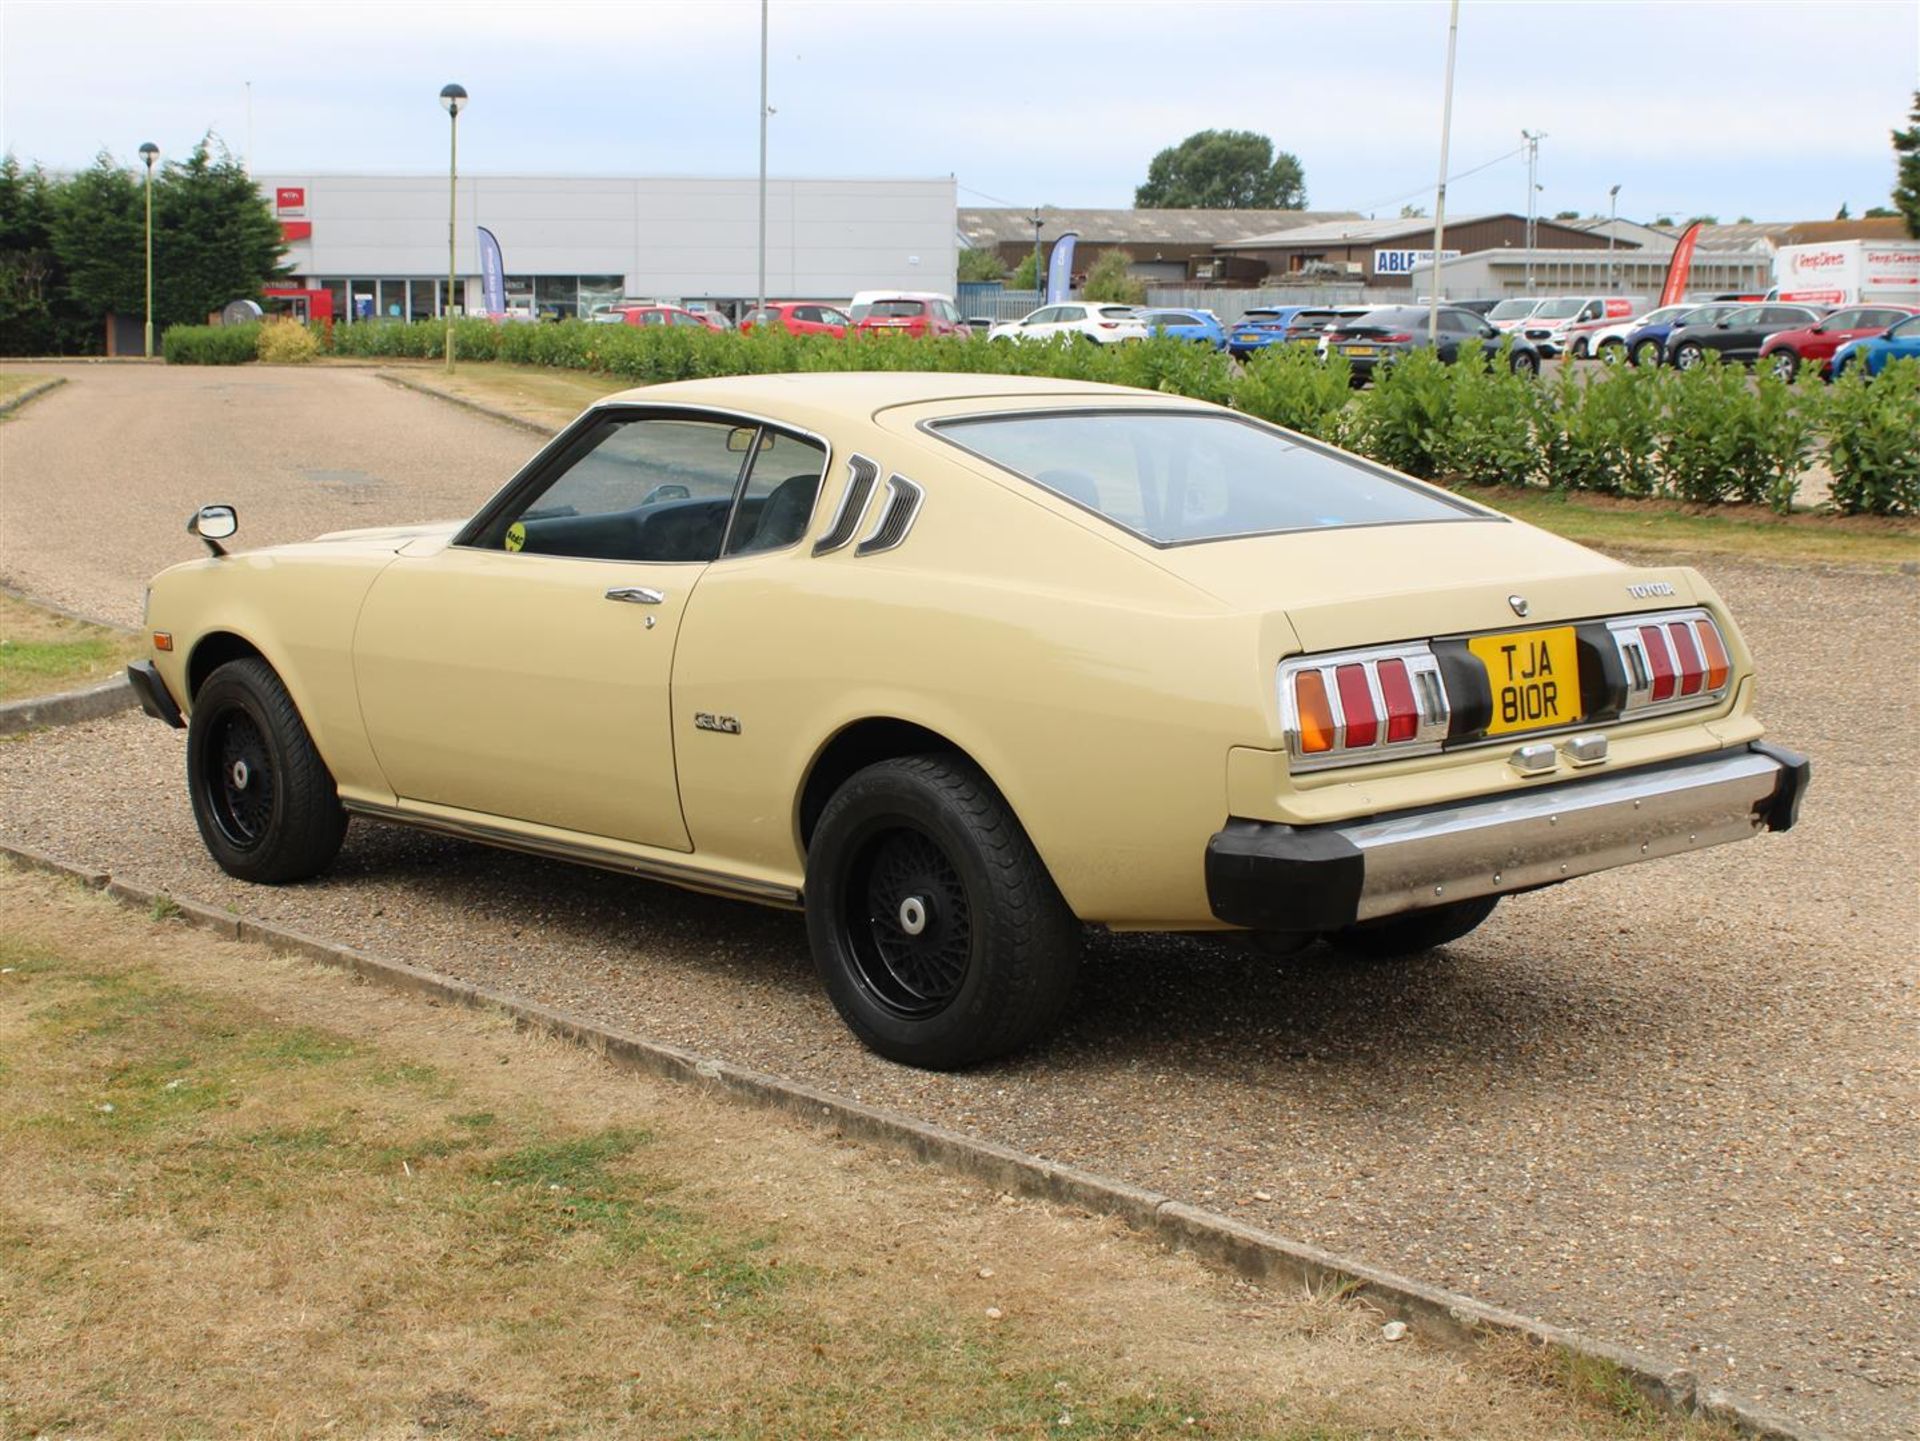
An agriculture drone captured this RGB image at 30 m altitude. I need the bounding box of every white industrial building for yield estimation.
[254,172,959,321]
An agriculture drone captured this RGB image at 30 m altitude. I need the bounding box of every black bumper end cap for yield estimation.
[1750,740,1810,832]
[127,662,184,729]
[1204,819,1364,933]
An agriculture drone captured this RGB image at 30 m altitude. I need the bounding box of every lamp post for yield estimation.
[1607,183,1621,291]
[439,83,467,372]
[1427,0,1460,345]
[139,142,158,358]
[1028,207,1044,300]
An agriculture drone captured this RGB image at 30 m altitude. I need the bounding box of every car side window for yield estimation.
[478,416,753,564]
[723,429,828,557]
[821,307,851,327]
[793,306,821,324]
[670,310,705,327]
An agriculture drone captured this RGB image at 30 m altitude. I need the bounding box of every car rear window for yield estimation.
[930,410,1483,546]
[865,300,927,318]
[1099,306,1140,320]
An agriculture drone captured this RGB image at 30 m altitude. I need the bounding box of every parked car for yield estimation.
[853,295,970,339]
[1664,303,1827,370]
[1755,304,1919,380]
[601,305,723,331]
[1622,302,1744,366]
[1327,305,1542,381]
[987,302,1149,344]
[1830,312,1920,377]
[130,373,1808,1069]
[1588,303,1695,363]
[741,301,854,338]
[1226,306,1315,357]
[1516,296,1648,358]
[1486,297,1553,333]
[1138,308,1227,348]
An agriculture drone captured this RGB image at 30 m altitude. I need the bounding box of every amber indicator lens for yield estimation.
[1694,619,1730,691]
[1293,671,1335,753]
[152,632,173,652]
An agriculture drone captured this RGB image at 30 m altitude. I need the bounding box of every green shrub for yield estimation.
[1434,347,1545,488]
[1824,357,1920,514]
[162,323,261,365]
[1082,249,1147,305]
[1348,349,1453,479]
[1657,356,1816,511]
[256,320,319,364]
[1231,343,1353,442]
[1539,360,1665,496]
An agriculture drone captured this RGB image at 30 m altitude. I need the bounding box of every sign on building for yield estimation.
[275,187,307,218]
[1374,248,1461,276]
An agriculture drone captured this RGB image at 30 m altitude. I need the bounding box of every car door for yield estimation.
[352,410,775,851]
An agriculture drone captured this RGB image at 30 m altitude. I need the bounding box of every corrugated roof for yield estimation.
[957,207,1358,248]
[1215,212,1510,248]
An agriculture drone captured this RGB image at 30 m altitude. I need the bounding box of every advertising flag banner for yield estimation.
[1658,222,1704,308]
[477,226,506,318]
[1045,231,1079,304]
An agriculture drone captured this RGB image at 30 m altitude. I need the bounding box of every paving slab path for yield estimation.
[2,361,1915,1439]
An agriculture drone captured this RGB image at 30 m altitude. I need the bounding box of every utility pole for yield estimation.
[1607,183,1621,291]
[757,0,768,312]
[1029,208,1044,300]
[1427,0,1460,345]
[1521,129,1545,293]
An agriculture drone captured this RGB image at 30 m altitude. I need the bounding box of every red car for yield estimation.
[852,295,969,338]
[1757,304,1919,380]
[603,305,725,331]
[740,301,853,338]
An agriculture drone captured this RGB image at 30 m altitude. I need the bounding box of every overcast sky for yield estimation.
[4,0,1916,223]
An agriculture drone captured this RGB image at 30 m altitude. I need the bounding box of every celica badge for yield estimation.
[694,712,741,735]
[1507,594,1530,618]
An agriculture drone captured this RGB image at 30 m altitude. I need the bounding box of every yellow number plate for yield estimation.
[1468,626,1582,736]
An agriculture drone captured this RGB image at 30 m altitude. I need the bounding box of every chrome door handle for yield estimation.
[605,586,665,605]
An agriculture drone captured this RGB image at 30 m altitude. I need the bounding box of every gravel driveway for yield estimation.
[2,363,1915,1439]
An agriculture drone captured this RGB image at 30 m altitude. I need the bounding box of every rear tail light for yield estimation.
[1098,322,1119,330]
[1609,609,1734,718]
[1282,644,1450,769]
[1378,332,1414,343]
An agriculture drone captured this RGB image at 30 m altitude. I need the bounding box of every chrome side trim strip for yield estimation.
[812,452,880,556]
[1341,749,1781,921]
[855,473,925,556]
[340,799,803,909]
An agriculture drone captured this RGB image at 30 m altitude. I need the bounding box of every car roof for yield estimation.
[600,372,1194,426]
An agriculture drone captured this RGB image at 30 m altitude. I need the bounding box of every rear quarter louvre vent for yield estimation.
[812,453,880,555]
[855,474,925,556]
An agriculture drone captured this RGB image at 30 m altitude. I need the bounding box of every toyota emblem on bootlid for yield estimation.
[1508,594,1530,618]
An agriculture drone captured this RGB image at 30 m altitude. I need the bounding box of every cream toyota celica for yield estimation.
[130,373,1809,1070]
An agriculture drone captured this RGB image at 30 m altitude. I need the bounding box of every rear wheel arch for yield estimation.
[798,717,987,851]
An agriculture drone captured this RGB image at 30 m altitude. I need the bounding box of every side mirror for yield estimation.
[187,503,236,556]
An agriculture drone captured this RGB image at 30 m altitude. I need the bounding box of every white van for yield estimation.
[1517,296,1649,357]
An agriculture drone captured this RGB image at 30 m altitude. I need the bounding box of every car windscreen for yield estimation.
[1488,299,1539,320]
[1530,299,1583,320]
[930,410,1483,546]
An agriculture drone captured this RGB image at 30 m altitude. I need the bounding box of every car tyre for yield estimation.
[1673,342,1704,371]
[1597,338,1626,365]
[1327,896,1499,960]
[1509,349,1540,378]
[1765,350,1799,382]
[187,657,347,884]
[805,755,1079,1070]
[1632,338,1662,367]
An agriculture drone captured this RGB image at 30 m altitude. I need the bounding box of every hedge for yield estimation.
[161,323,260,365]
[161,318,1920,515]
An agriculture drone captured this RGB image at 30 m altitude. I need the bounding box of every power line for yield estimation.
[1344,144,1527,216]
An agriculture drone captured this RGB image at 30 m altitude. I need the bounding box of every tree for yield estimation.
[0,154,65,354]
[956,246,1006,284]
[1081,248,1145,305]
[1009,251,1039,290]
[1398,202,1427,219]
[1835,202,1851,221]
[148,137,287,329]
[1553,209,1581,220]
[1134,130,1306,210]
[49,151,146,327]
[1864,205,1899,219]
[1894,91,1920,237]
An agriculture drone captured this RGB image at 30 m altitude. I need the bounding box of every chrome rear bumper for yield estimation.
[1206,742,1808,932]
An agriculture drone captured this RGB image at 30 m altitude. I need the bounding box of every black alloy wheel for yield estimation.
[187,657,348,884]
[805,755,1078,1070]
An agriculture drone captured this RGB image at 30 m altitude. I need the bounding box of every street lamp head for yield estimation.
[439,83,468,117]
[1609,183,1622,198]
[139,142,159,169]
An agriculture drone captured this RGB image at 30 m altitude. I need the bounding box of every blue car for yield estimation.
[1224,305,1317,357]
[1831,313,1920,377]
[1622,302,1744,366]
[1138,308,1226,349]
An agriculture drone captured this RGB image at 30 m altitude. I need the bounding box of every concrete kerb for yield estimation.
[0,376,68,417]
[0,677,138,736]
[376,371,560,437]
[0,835,1829,1441]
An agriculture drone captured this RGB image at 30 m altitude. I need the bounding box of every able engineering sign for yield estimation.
[1374,247,1460,276]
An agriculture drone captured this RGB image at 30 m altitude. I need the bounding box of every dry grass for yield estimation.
[374,360,630,431]
[0,372,58,408]
[0,862,1737,1440]
[0,589,142,702]
[1466,485,1920,570]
